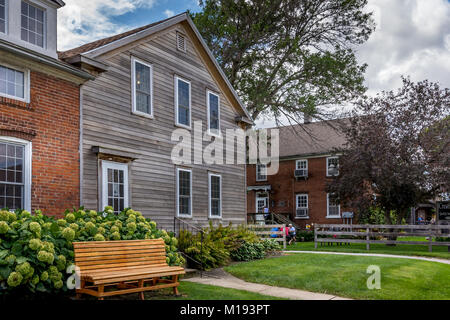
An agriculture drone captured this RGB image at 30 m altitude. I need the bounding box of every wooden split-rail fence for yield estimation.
[314,224,450,252]
[247,224,286,249]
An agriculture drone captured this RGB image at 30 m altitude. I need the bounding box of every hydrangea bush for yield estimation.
[0,207,184,295]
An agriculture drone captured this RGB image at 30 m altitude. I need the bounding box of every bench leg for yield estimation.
[172,275,179,296]
[98,285,105,300]
[76,280,85,300]
[138,280,145,300]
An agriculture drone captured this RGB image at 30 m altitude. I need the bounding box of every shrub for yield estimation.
[0,207,184,295]
[230,239,280,262]
[296,230,314,242]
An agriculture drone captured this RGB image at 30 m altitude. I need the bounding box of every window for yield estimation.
[0,65,28,101]
[327,193,340,218]
[21,1,45,48]
[295,159,308,177]
[0,0,6,34]
[256,164,267,181]
[209,173,222,218]
[295,194,308,218]
[326,157,339,176]
[176,32,186,52]
[131,57,153,117]
[207,90,220,135]
[0,138,31,211]
[175,76,191,128]
[176,168,192,217]
[101,161,129,214]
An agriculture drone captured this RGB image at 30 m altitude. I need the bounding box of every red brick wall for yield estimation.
[247,157,351,228]
[0,71,80,215]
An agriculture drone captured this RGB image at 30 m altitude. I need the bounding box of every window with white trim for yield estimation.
[21,1,45,48]
[0,0,6,34]
[0,138,31,211]
[0,65,28,101]
[296,159,307,170]
[207,90,220,135]
[101,161,129,214]
[327,193,340,218]
[326,157,339,176]
[295,194,308,218]
[131,57,153,117]
[175,76,191,128]
[176,168,192,217]
[209,173,221,218]
[256,164,267,181]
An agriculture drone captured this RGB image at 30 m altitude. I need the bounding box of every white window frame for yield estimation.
[256,193,269,213]
[101,160,129,212]
[0,136,32,212]
[208,173,222,219]
[174,76,191,129]
[0,0,7,35]
[295,194,309,218]
[326,193,341,218]
[131,56,153,118]
[326,156,339,177]
[206,90,221,137]
[176,167,192,218]
[20,1,47,49]
[256,163,267,182]
[0,63,30,103]
[296,159,308,170]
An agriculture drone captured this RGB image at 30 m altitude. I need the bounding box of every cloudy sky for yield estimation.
[57,0,450,124]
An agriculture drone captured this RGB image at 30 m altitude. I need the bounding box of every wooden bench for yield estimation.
[73,239,185,300]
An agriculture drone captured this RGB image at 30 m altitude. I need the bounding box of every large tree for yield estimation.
[191,0,375,123]
[327,78,450,225]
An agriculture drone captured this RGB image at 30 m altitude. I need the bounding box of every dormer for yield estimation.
[0,0,64,59]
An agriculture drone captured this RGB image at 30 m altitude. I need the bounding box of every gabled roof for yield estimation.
[59,13,253,123]
[274,119,349,158]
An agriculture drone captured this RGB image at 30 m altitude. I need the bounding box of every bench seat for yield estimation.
[73,239,185,300]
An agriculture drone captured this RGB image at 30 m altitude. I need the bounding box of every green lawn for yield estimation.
[287,237,450,259]
[85,281,285,300]
[225,254,450,300]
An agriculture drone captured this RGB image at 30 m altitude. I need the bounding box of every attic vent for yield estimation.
[176,33,186,52]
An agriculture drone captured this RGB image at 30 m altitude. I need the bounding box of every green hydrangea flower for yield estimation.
[7,272,23,287]
[79,210,86,217]
[40,271,49,281]
[66,213,76,223]
[0,221,10,234]
[16,262,34,278]
[8,211,17,222]
[137,215,146,222]
[43,222,52,230]
[126,222,137,233]
[49,271,62,282]
[10,221,20,229]
[5,255,16,265]
[85,221,95,230]
[161,230,168,237]
[20,210,31,219]
[31,274,40,285]
[94,233,105,241]
[37,251,54,264]
[111,231,121,240]
[127,214,136,223]
[53,279,63,289]
[48,266,59,276]
[163,235,171,245]
[69,223,79,231]
[56,255,66,271]
[149,221,157,229]
[166,257,170,264]
[110,226,119,233]
[57,219,67,227]
[97,227,105,234]
[61,227,75,241]
[114,221,122,228]
[171,237,178,247]
[89,210,98,218]
[29,222,41,234]
[29,238,42,251]
[0,210,8,221]
[135,211,143,216]
[41,241,55,253]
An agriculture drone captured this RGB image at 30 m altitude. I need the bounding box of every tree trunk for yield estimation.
[384,208,397,246]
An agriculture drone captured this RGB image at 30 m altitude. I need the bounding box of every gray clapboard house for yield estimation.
[59,13,253,230]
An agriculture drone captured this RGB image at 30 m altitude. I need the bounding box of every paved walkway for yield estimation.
[285,250,450,265]
[184,268,351,300]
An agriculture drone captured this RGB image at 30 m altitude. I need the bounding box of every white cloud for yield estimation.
[57,0,157,51]
[164,9,175,18]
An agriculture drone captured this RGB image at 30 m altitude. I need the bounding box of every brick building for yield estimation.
[247,119,352,228]
[0,0,92,214]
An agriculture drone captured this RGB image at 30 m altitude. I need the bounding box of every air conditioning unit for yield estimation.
[328,167,339,176]
[296,208,308,217]
[295,169,308,178]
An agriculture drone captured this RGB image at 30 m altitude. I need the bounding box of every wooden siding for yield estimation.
[81,24,246,230]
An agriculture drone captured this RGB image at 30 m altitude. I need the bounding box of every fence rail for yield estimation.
[314,224,450,252]
[248,224,286,249]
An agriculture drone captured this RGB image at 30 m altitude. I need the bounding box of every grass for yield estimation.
[287,236,450,259]
[80,281,285,300]
[225,253,450,300]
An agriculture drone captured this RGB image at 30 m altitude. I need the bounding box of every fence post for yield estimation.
[429,224,433,253]
[314,225,318,249]
[283,226,286,249]
[366,227,370,251]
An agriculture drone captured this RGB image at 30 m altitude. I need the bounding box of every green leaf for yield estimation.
[11,242,23,256]
[0,266,11,279]
[0,250,8,260]
[16,256,28,264]
[50,222,60,234]
[36,282,47,292]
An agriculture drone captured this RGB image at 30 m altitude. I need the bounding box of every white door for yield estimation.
[256,195,269,213]
[101,161,129,213]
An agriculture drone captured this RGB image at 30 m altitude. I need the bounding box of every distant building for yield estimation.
[246,119,352,228]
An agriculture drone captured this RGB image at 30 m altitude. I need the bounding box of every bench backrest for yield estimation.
[73,239,168,272]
